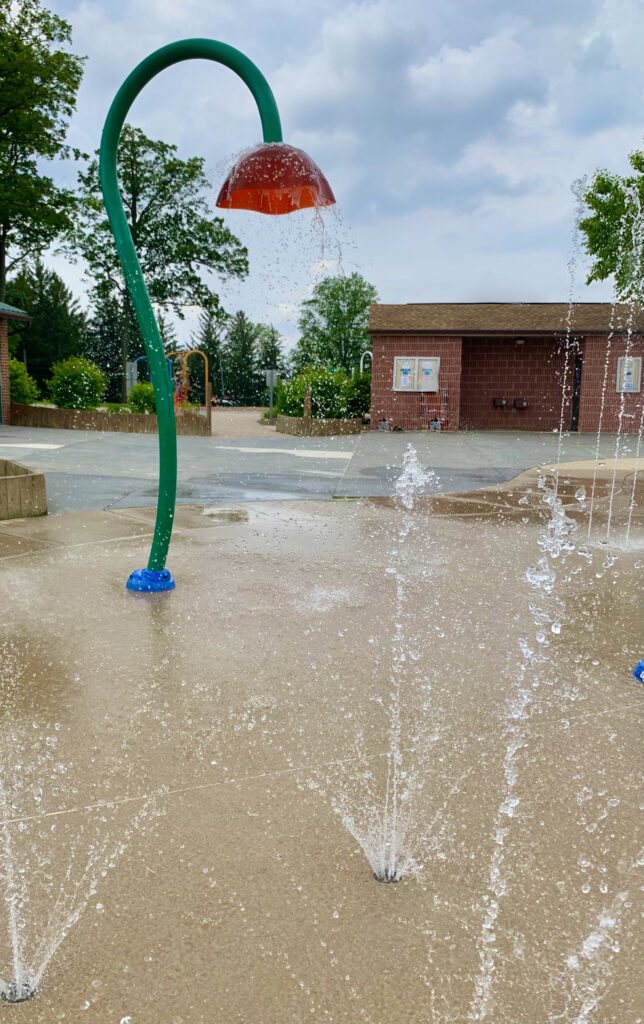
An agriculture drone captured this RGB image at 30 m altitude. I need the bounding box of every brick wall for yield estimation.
[460,336,575,431]
[370,335,462,430]
[0,318,9,425]
[10,402,211,436]
[578,334,644,434]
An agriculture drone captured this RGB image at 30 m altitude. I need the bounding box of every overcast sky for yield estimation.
[47,0,644,349]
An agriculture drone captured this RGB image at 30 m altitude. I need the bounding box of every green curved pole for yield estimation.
[99,40,283,574]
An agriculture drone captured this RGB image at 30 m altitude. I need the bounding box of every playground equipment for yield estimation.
[167,349,211,418]
[134,354,173,386]
[99,39,334,591]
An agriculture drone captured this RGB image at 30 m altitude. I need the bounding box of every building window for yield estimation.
[392,356,439,392]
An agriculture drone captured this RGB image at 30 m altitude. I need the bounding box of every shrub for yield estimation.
[47,356,106,410]
[343,372,371,419]
[128,381,156,414]
[276,367,349,420]
[9,358,39,404]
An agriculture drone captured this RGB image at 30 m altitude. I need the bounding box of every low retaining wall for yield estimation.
[275,414,363,436]
[10,403,210,436]
[0,459,47,519]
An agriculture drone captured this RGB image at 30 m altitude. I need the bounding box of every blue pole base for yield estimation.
[126,567,176,592]
[632,660,644,682]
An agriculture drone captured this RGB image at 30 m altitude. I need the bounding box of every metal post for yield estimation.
[360,350,373,374]
[269,383,274,423]
[99,39,283,590]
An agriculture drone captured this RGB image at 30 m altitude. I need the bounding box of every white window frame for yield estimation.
[392,356,440,392]
[616,355,642,393]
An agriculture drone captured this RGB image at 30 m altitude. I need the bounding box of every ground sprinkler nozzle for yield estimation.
[373,870,400,884]
[1,981,36,1003]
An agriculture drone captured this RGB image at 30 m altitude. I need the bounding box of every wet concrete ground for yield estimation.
[0,462,642,1023]
[1,422,641,512]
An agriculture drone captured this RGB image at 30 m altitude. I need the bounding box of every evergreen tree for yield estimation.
[222,311,263,405]
[256,324,288,377]
[157,312,178,354]
[191,308,229,400]
[0,0,84,300]
[5,259,85,388]
[84,296,123,402]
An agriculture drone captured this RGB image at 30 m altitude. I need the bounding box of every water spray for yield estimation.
[1,981,36,1004]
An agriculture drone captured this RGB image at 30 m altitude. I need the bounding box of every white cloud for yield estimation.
[408,31,536,109]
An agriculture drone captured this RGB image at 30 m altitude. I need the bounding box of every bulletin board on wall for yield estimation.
[616,356,642,393]
[392,356,440,392]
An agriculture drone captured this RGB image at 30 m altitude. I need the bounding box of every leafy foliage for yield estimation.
[343,372,372,419]
[579,151,644,301]
[72,125,249,397]
[0,0,85,299]
[73,125,248,315]
[9,357,39,404]
[5,259,86,387]
[276,367,355,420]
[84,296,123,402]
[47,355,106,410]
[291,272,378,373]
[128,381,156,414]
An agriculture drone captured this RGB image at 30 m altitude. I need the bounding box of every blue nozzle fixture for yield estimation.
[632,660,644,682]
[126,568,176,593]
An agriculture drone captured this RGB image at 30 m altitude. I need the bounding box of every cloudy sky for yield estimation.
[47,0,644,348]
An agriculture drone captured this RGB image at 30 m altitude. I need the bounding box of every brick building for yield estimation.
[369,302,644,433]
[0,301,31,425]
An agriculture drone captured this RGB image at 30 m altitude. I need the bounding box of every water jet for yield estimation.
[1,981,36,1004]
[373,870,400,884]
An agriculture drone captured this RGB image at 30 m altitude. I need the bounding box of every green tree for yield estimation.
[0,0,84,300]
[48,355,105,409]
[222,311,263,405]
[292,272,378,374]
[579,151,644,301]
[191,308,229,399]
[9,357,39,404]
[157,311,177,353]
[128,381,156,414]
[84,295,123,402]
[276,367,349,419]
[5,259,86,387]
[344,372,372,419]
[256,324,288,376]
[73,125,248,395]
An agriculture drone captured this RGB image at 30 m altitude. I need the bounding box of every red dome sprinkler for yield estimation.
[217,143,335,215]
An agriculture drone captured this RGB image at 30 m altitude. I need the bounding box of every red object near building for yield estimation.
[369,302,644,433]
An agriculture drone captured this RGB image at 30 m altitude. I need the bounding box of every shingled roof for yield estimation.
[369,302,644,335]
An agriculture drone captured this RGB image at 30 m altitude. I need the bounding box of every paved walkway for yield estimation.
[0,421,641,512]
[211,406,275,438]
